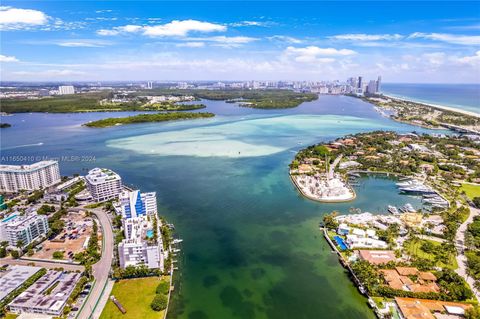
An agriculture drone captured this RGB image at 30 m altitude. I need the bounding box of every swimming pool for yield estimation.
[146,229,154,239]
[333,236,347,251]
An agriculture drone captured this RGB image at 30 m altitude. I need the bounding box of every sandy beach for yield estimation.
[383,94,480,119]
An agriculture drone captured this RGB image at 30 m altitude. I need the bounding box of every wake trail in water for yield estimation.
[3,142,44,150]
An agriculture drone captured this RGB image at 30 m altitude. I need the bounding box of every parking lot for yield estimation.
[32,211,97,261]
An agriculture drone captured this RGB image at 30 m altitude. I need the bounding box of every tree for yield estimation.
[473,197,480,209]
[53,251,64,259]
[11,250,20,259]
[156,281,170,295]
[465,306,480,319]
[150,294,168,311]
[16,240,24,250]
[323,211,339,230]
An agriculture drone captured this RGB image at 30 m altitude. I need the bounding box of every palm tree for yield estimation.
[16,240,24,250]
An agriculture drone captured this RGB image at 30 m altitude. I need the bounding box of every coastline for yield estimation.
[382,94,480,119]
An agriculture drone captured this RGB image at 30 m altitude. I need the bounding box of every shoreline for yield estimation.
[382,94,480,119]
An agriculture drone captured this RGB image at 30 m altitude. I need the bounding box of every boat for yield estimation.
[348,173,361,178]
[388,205,399,215]
[172,238,183,244]
[400,203,415,213]
[399,185,436,194]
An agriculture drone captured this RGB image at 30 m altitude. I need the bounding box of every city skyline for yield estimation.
[1,1,480,83]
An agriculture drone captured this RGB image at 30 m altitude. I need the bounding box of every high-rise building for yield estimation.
[85,168,122,202]
[0,161,61,192]
[0,213,49,248]
[367,80,377,94]
[118,216,164,270]
[376,76,382,93]
[357,76,363,89]
[58,85,75,95]
[116,190,157,219]
[146,81,153,89]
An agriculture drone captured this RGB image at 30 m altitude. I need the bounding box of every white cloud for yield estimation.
[144,20,225,36]
[268,35,303,44]
[118,24,143,33]
[97,20,226,37]
[284,46,356,63]
[409,32,480,45]
[229,21,271,27]
[95,9,113,13]
[12,69,86,78]
[178,36,258,48]
[56,40,111,47]
[97,29,119,36]
[330,33,403,41]
[176,42,205,48]
[0,54,19,62]
[0,6,49,30]
[454,50,480,66]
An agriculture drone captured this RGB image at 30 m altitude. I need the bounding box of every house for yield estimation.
[337,224,350,235]
[395,297,472,319]
[357,250,396,265]
[380,267,439,293]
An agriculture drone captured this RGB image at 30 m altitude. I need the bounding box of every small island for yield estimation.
[84,112,215,128]
[290,147,355,202]
[0,123,11,128]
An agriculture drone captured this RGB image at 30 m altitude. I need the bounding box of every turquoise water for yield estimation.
[147,229,154,239]
[0,96,435,319]
[382,83,480,114]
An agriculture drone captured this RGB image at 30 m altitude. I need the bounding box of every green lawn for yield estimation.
[404,239,458,269]
[4,314,18,319]
[461,183,480,200]
[100,276,169,319]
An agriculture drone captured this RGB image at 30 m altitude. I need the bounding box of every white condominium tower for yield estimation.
[0,161,61,192]
[58,85,75,95]
[0,213,49,248]
[116,190,158,219]
[85,168,122,202]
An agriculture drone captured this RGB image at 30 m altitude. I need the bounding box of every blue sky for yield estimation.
[1,1,479,82]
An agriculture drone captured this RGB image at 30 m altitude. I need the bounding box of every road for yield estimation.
[77,206,114,319]
[0,258,84,272]
[454,205,480,302]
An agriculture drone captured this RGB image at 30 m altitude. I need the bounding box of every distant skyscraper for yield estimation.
[376,76,382,92]
[367,80,377,94]
[146,81,153,89]
[58,85,75,95]
[357,76,363,89]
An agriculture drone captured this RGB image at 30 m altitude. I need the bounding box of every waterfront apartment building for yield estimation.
[0,161,61,193]
[118,216,164,270]
[116,190,157,219]
[0,213,49,249]
[85,168,122,202]
[58,85,75,95]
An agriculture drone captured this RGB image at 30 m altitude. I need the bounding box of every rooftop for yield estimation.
[85,167,121,185]
[0,265,42,301]
[0,161,58,173]
[357,250,396,265]
[9,270,81,314]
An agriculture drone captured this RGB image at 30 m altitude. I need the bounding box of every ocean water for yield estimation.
[382,83,480,114]
[1,96,433,319]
